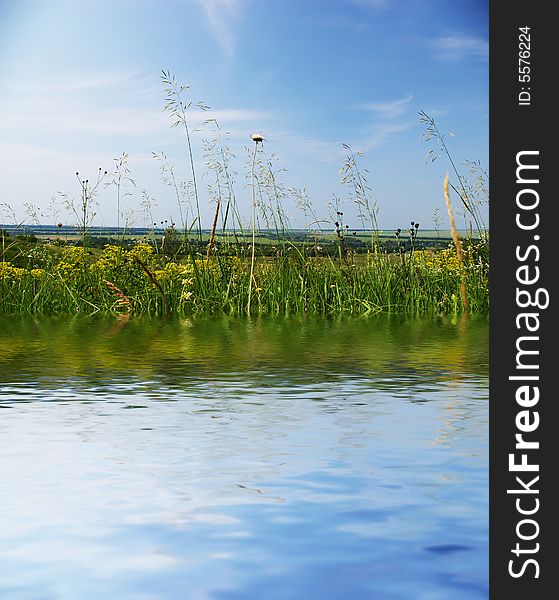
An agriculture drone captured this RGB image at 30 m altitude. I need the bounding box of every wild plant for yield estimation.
[152,151,186,236]
[463,160,489,204]
[121,207,138,232]
[138,189,160,251]
[40,196,63,231]
[419,110,487,238]
[139,189,156,228]
[59,168,108,246]
[408,221,420,254]
[179,180,196,228]
[334,210,350,263]
[203,135,224,258]
[102,279,133,313]
[327,195,353,264]
[432,207,442,241]
[161,69,209,241]
[247,132,264,313]
[462,159,489,236]
[394,228,403,254]
[290,186,311,230]
[203,119,242,236]
[0,203,21,234]
[0,230,488,316]
[443,174,468,311]
[244,147,292,261]
[23,202,42,226]
[0,71,489,318]
[105,151,136,232]
[290,186,329,254]
[339,144,380,252]
[0,203,25,268]
[202,120,243,257]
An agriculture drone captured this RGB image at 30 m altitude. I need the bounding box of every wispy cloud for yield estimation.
[356,94,413,119]
[0,105,268,138]
[432,33,488,61]
[196,0,242,58]
[0,90,167,138]
[357,122,411,153]
[1,68,267,140]
[13,69,147,94]
[270,130,346,164]
[261,96,413,167]
[350,94,413,152]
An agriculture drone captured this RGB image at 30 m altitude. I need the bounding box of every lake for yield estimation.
[0,314,488,599]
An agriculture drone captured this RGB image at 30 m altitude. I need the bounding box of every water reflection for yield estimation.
[0,315,488,599]
[0,313,487,392]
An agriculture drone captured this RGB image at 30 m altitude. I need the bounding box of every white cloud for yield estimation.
[358,122,411,152]
[196,0,243,58]
[348,94,413,153]
[270,130,346,164]
[432,34,488,61]
[0,103,267,138]
[0,104,168,138]
[0,67,272,225]
[0,66,268,140]
[356,94,413,119]
[13,69,148,94]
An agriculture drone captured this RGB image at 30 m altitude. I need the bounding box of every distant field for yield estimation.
[1,224,473,244]
[1,223,488,316]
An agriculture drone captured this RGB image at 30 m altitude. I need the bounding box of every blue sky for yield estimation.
[0,0,488,230]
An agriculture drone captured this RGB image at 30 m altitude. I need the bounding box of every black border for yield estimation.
[490,2,556,596]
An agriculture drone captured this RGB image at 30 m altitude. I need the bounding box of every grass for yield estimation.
[0,231,488,316]
[0,72,489,317]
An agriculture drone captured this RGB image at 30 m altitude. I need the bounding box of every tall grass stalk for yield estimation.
[203,120,243,255]
[444,174,468,311]
[340,144,380,252]
[106,152,135,233]
[161,70,208,242]
[419,110,486,237]
[205,120,243,237]
[247,134,263,313]
[62,168,107,246]
[152,151,190,247]
[206,197,220,261]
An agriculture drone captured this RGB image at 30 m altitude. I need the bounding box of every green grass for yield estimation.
[0,234,488,316]
[0,75,489,317]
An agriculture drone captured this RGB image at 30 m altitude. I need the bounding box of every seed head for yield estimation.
[251,132,265,143]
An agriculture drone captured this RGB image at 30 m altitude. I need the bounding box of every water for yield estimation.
[0,315,488,599]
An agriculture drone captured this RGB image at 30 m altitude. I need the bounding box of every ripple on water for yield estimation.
[0,315,488,598]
